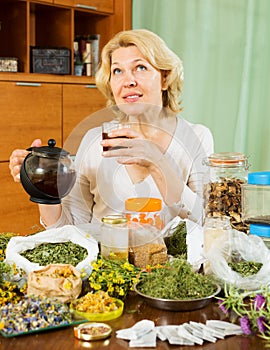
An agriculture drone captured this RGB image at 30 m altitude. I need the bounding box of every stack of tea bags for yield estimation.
[116,319,243,347]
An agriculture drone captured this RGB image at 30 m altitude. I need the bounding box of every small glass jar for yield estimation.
[242,171,270,225]
[203,152,249,232]
[125,197,165,230]
[100,215,129,261]
[203,216,232,274]
[249,223,270,250]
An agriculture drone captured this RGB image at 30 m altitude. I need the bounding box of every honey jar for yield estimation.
[100,215,129,260]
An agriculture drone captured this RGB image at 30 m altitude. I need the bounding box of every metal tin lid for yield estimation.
[205,152,248,168]
[248,171,270,185]
[74,322,112,341]
[250,223,270,238]
[101,215,127,225]
[27,139,70,158]
[125,197,162,212]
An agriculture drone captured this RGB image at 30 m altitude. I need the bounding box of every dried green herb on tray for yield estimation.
[138,258,216,300]
[21,242,87,266]
[228,261,263,277]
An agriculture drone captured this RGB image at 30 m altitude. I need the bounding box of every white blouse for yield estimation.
[46,116,214,229]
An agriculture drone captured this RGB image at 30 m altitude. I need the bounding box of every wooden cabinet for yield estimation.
[0,0,131,234]
[0,162,43,235]
[63,84,110,155]
[0,81,62,161]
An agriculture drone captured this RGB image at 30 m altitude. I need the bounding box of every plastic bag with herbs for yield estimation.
[5,225,99,277]
[205,229,270,290]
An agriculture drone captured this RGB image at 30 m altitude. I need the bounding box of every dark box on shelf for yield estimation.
[31,47,70,74]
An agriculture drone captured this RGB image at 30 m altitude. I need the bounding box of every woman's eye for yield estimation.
[137,65,147,71]
[112,68,121,75]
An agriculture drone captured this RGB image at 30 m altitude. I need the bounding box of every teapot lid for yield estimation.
[27,139,70,158]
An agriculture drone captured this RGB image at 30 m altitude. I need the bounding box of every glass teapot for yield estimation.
[20,139,76,204]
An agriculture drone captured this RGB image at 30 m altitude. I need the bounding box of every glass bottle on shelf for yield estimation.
[203,152,249,233]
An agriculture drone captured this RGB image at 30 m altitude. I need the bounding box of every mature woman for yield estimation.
[9,29,214,228]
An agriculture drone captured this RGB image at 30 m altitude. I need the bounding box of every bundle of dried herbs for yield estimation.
[137,258,216,300]
[163,221,187,258]
[21,242,87,266]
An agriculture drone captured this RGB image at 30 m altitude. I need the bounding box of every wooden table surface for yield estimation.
[0,293,266,350]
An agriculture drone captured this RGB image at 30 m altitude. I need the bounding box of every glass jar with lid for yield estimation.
[125,198,167,268]
[100,215,129,261]
[242,171,270,225]
[249,223,270,250]
[203,152,249,232]
[125,197,165,230]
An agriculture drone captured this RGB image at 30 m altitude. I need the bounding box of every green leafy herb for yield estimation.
[21,242,87,266]
[228,261,263,277]
[138,258,216,300]
[163,221,187,258]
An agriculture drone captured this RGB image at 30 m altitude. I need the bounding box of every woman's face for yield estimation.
[110,45,165,115]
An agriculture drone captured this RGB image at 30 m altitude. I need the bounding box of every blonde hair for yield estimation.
[95,29,184,113]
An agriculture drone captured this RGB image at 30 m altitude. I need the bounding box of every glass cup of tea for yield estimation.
[102,121,130,151]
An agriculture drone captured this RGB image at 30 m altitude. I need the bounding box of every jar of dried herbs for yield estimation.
[203,152,249,233]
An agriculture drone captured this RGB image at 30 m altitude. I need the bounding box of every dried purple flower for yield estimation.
[253,294,266,310]
[257,316,266,333]
[240,316,252,335]
[218,299,229,315]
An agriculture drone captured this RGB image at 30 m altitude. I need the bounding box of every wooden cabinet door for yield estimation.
[0,82,62,161]
[0,162,43,235]
[63,84,110,155]
[73,0,114,14]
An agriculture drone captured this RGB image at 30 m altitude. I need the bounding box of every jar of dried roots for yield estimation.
[203,152,249,233]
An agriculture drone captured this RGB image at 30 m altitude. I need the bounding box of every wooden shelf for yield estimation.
[0,0,132,233]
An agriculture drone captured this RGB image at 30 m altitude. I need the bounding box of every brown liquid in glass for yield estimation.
[102,132,128,151]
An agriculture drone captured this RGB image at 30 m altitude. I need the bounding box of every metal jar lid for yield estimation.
[101,215,127,225]
[204,152,248,168]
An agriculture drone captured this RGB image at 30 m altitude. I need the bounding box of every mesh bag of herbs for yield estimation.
[5,225,99,277]
[205,229,270,290]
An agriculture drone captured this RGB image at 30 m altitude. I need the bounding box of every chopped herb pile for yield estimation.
[21,242,87,266]
[137,258,217,300]
[0,233,16,261]
[163,221,187,258]
[228,261,263,277]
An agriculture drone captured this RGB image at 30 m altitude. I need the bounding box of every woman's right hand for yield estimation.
[9,139,42,183]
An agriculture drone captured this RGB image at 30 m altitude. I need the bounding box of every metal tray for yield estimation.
[134,283,221,311]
